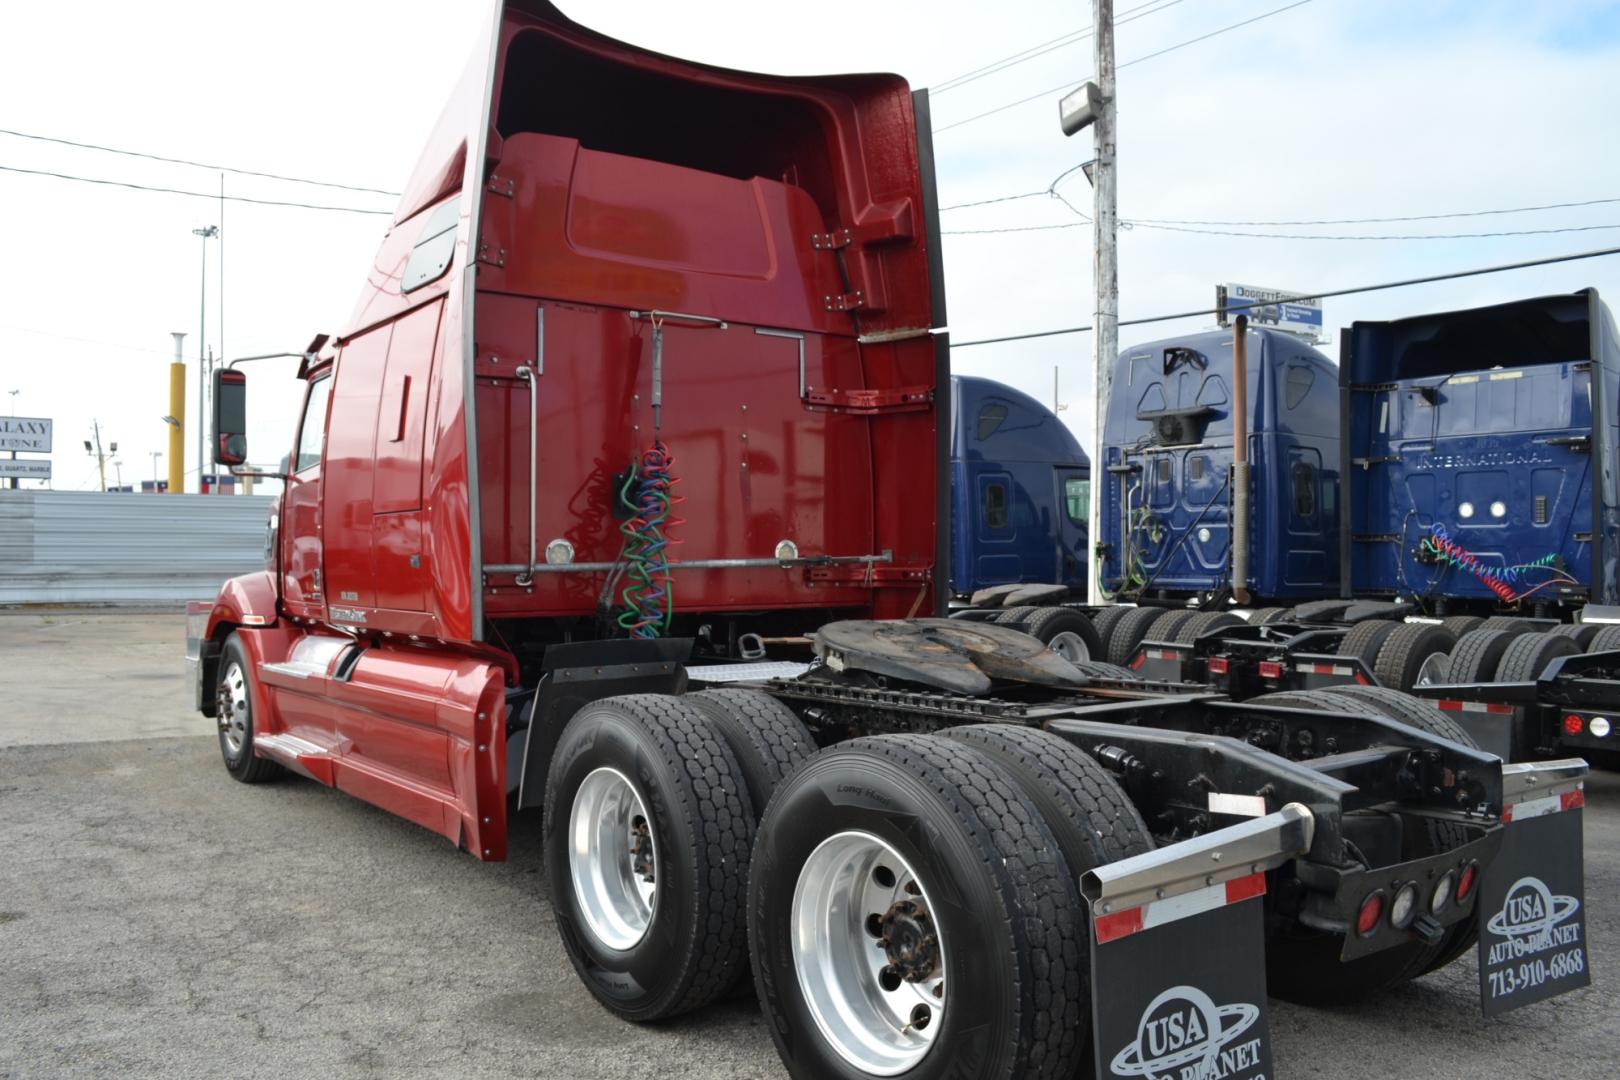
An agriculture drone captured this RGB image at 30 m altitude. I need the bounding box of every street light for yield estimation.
[192,225,219,495]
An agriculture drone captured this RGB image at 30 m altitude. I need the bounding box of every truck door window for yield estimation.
[294,377,331,474]
[985,482,1009,529]
[1064,478,1090,523]
[1292,461,1316,517]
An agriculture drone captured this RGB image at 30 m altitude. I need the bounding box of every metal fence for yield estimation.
[0,491,272,605]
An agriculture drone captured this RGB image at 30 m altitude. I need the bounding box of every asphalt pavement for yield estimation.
[1,611,1615,1079]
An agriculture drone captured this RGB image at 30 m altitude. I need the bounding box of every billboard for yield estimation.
[0,416,52,453]
[1216,284,1323,342]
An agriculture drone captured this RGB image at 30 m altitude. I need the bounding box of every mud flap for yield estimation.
[1083,805,1313,1080]
[1478,759,1591,1016]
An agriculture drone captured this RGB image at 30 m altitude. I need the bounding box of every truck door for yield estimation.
[1054,466,1089,587]
[280,375,331,621]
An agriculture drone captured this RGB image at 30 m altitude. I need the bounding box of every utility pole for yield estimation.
[1089,0,1118,605]
[6,389,16,490]
[84,420,115,493]
[193,224,218,495]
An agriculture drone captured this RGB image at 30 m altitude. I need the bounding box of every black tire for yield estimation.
[1022,607,1104,663]
[1145,608,1198,642]
[1336,619,1400,668]
[1372,623,1458,691]
[1247,606,1288,625]
[751,734,1086,1080]
[1069,660,1141,680]
[1440,615,1485,638]
[1169,610,1245,645]
[1480,615,1531,631]
[1291,599,1355,624]
[1089,606,1134,655]
[215,633,283,784]
[1548,623,1603,649]
[688,689,816,819]
[1590,624,1620,653]
[942,725,1153,1061]
[1105,607,1167,667]
[544,694,754,1021]
[1497,632,1583,683]
[992,605,1039,630]
[1448,629,1521,684]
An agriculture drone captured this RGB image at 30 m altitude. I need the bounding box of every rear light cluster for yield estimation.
[1258,660,1283,680]
[1357,860,1478,938]
[1564,714,1612,738]
[1207,657,1230,675]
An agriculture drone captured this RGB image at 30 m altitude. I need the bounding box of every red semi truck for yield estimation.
[187,5,1593,1078]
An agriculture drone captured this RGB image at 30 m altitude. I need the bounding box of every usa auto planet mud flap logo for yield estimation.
[1110,986,1263,1080]
[1091,875,1272,1080]
[1477,800,1590,1016]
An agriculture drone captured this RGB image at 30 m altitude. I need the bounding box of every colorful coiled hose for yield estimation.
[615,442,682,638]
[1422,523,1569,603]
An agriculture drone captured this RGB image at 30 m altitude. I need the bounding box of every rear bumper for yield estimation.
[1297,818,1500,960]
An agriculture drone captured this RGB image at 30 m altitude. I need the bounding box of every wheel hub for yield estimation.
[568,767,658,951]
[878,899,940,983]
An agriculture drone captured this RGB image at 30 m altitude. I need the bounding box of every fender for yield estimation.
[205,570,281,639]
[191,571,285,716]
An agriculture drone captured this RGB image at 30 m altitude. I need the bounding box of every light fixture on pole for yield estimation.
[1058,82,1103,137]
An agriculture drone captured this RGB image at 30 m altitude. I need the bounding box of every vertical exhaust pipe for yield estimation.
[1231,315,1251,604]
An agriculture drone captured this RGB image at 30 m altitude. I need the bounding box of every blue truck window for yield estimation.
[1293,461,1316,517]
[984,482,1008,528]
[1065,478,1090,523]
[1285,365,1315,409]
[976,403,1008,441]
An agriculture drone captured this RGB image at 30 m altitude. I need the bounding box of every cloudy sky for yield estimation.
[3,0,1618,492]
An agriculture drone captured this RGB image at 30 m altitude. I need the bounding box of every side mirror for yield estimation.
[212,368,248,466]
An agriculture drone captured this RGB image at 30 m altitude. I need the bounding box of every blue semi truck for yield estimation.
[949,374,1089,598]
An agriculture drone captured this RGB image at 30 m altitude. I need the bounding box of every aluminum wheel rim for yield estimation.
[791,830,946,1075]
[217,661,249,755]
[568,767,658,951]
[1048,630,1092,663]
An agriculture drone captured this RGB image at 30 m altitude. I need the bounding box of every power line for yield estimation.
[1124,195,1620,227]
[0,127,399,196]
[0,164,393,215]
[934,0,1318,134]
[942,218,1620,240]
[930,0,1191,95]
[950,242,1620,348]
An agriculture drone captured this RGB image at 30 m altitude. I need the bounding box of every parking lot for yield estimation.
[2,610,1617,1079]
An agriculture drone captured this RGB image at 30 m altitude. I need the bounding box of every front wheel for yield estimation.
[215,634,281,784]
[750,734,1085,1080]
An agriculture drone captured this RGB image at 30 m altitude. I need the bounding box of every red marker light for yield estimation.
[1564,714,1585,736]
[1456,862,1478,903]
[1357,892,1384,937]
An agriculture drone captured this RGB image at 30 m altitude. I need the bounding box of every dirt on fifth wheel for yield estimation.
[0,611,1617,1080]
